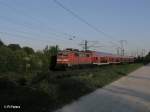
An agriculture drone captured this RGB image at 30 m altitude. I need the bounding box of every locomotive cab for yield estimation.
[57,51,70,65]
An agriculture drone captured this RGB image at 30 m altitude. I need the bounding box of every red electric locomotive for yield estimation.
[57,48,92,67]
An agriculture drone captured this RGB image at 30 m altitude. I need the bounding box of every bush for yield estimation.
[43,45,59,70]
[0,46,13,72]
[17,77,27,86]
[144,52,150,64]
[52,78,93,104]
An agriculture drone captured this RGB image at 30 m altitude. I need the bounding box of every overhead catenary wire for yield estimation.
[1,32,81,52]
[0,18,80,50]
[0,0,119,52]
[0,16,78,45]
[0,0,142,55]
[53,0,119,43]
[0,31,81,51]
[53,0,124,53]
[0,1,77,41]
[0,31,61,45]
[0,15,81,49]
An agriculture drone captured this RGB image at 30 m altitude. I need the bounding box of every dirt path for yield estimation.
[55,64,150,112]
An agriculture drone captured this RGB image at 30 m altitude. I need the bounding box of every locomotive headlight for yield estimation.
[57,59,69,62]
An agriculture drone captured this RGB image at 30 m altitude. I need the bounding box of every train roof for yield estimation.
[93,51,134,58]
[93,51,117,56]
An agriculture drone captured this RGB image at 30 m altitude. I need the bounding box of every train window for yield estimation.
[86,54,90,57]
[79,53,84,57]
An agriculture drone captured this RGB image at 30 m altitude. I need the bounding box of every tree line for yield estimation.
[0,39,58,73]
[143,52,150,64]
[134,52,150,64]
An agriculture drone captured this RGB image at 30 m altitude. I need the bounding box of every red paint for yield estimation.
[57,49,134,66]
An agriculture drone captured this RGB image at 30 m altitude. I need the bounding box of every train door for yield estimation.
[92,57,98,63]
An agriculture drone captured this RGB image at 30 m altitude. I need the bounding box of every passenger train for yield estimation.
[57,48,134,67]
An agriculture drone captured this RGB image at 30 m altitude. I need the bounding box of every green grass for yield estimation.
[74,64,142,88]
[0,63,143,112]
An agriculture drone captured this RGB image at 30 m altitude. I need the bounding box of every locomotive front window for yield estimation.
[74,53,79,56]
[58,52,69,56]
[63,53,68,56]
[79,53,86,57]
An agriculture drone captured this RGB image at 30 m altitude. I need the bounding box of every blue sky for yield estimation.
[0,0,150,55]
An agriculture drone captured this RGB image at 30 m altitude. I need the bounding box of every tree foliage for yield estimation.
[0,40,59,73]
[0,46,13,72]
[144,52,150,64]
[43,45,59,70]
[0,39,4,46]
[23,46,34,55]
[8,44,21,51]
[134,52,150,64]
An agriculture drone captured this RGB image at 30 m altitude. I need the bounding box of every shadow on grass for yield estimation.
[115,71,126,76]
[39,77,94,111]
[0,77,54,112]
[0,76,94,112]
